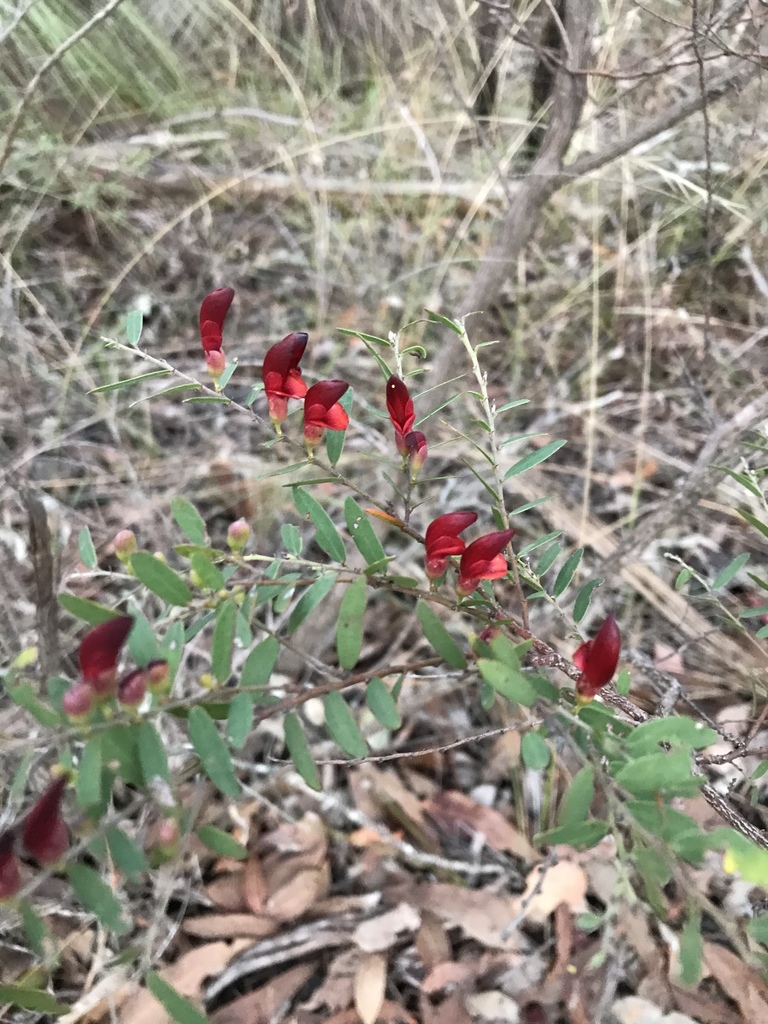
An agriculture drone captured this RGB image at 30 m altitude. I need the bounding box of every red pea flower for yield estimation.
[199,287,235,353]
[456,529,515,597]
[262,331,309,432]
[386,376,415,456]
[404,431,428,479]
[425,511,478,581]
[303,380,350,452]
[21,777,68,865]
[0,832,22,900]
[117,667,148,708]
[79,615,134,696]
[573,613,621,700]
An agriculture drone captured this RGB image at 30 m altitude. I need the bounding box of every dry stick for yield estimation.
[0,0,129,176]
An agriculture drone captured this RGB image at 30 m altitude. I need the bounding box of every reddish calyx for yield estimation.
[424,511,478,581]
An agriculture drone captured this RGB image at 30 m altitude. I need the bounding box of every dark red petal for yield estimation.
[199,287,235,332]
[0,832,21,900]
[460,530,515,575]
[304,380,349,411]
[425,512,477,553]
[386,376,415,434]
[427,536,467,558]
[200,320,223,353]
[21,778,68,865]
[78,616,134,684]
[580,613,621,691]
[118,667,148,707]
[572,639,592,673]
[262,332,308,389]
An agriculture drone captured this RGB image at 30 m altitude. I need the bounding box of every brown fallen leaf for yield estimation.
[243,854,268,914]
[265,863,331,923]
[424,790,536,861]
[355,952,388,1024]
[421,962,474,995]
[120,941,250,1024]
[205,871,247,912]
[415,910,452,972]
[511,860,588,924]
[181,913,278,940]
[703,942,768,1020]
[387,882,522,950]
[354,903,421,953]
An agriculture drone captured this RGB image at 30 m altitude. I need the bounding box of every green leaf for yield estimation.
[521,732,550,770]
[679,906,703,986]
[171,498,207,545]
[190,553,225,591]
[227,693,254,748]
[292,487,346,562]
[106,826,149,876]
[536,543,561,578]
[123,606,157,666]
[573,578,604,623]
[137,722,170,786]
[288,573,337,634]
[131,552,192,607]
[281,523,302,556]
[126,309,143,346]
[424,309,464,334]
[365,677,401,730]
[675,567,693,590]
[67,864,131,934]
[613,749,702,797]
[711,552,750,590]
[59,594,120,625]
[189,706,239,797]
[101,725,143,787]
[283,712,321,790]
[495,398,529,414]
[558,766,595,827]
[326,387,354,466]
[21,903,47,957]
[78,526,98,569]
[626,801,705,861]
[145,973,210,1024]
[241,636,280,689]
[89,369,172,394]
[218,358,238,390]
[324,691,368,758]
[748,914,768,944]
[552,548,583,597]
[625,716,718,756]
[344,498,388,568]
[130,383,201,406]
[504,439,566,479]
[517,531,563,557]
[535,821,609,851]
[77,736,103,810]
[337,576,368,670]
[196,825,247,861]
[5,684,60,727]
[739,508,768,541]
[417,601,466,669]
[477,659,537,706]
[0,985,69,1015]
[211,600,237,683]
[615,668,631,696]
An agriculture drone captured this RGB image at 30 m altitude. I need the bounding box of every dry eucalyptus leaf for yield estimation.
[181,913,278,940]
[513,861,588,924]
[354,952,388,1024]
[354,902,421,953]
[424,790,536,861]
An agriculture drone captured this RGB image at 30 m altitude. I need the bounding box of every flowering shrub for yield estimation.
[3,287,768,1015]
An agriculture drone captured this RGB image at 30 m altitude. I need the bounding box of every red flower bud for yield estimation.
[227,519,251,552]
[574,613,621,699]
[303,380,350,449]
[199,288,235,353]
[62,682,97,721]
[262,332,309,431]
[117,667,148,708]
[113,529,137,563]
[146,659,171,696]
[386,376,416,456]
[78,616,134,695]
[0,832,22,900]
[456,529,515,597]
[21,777,68,865]
[424,511,478,581]
[404,431,428,478]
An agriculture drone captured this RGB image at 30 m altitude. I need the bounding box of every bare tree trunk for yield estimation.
[422,0,595,403]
